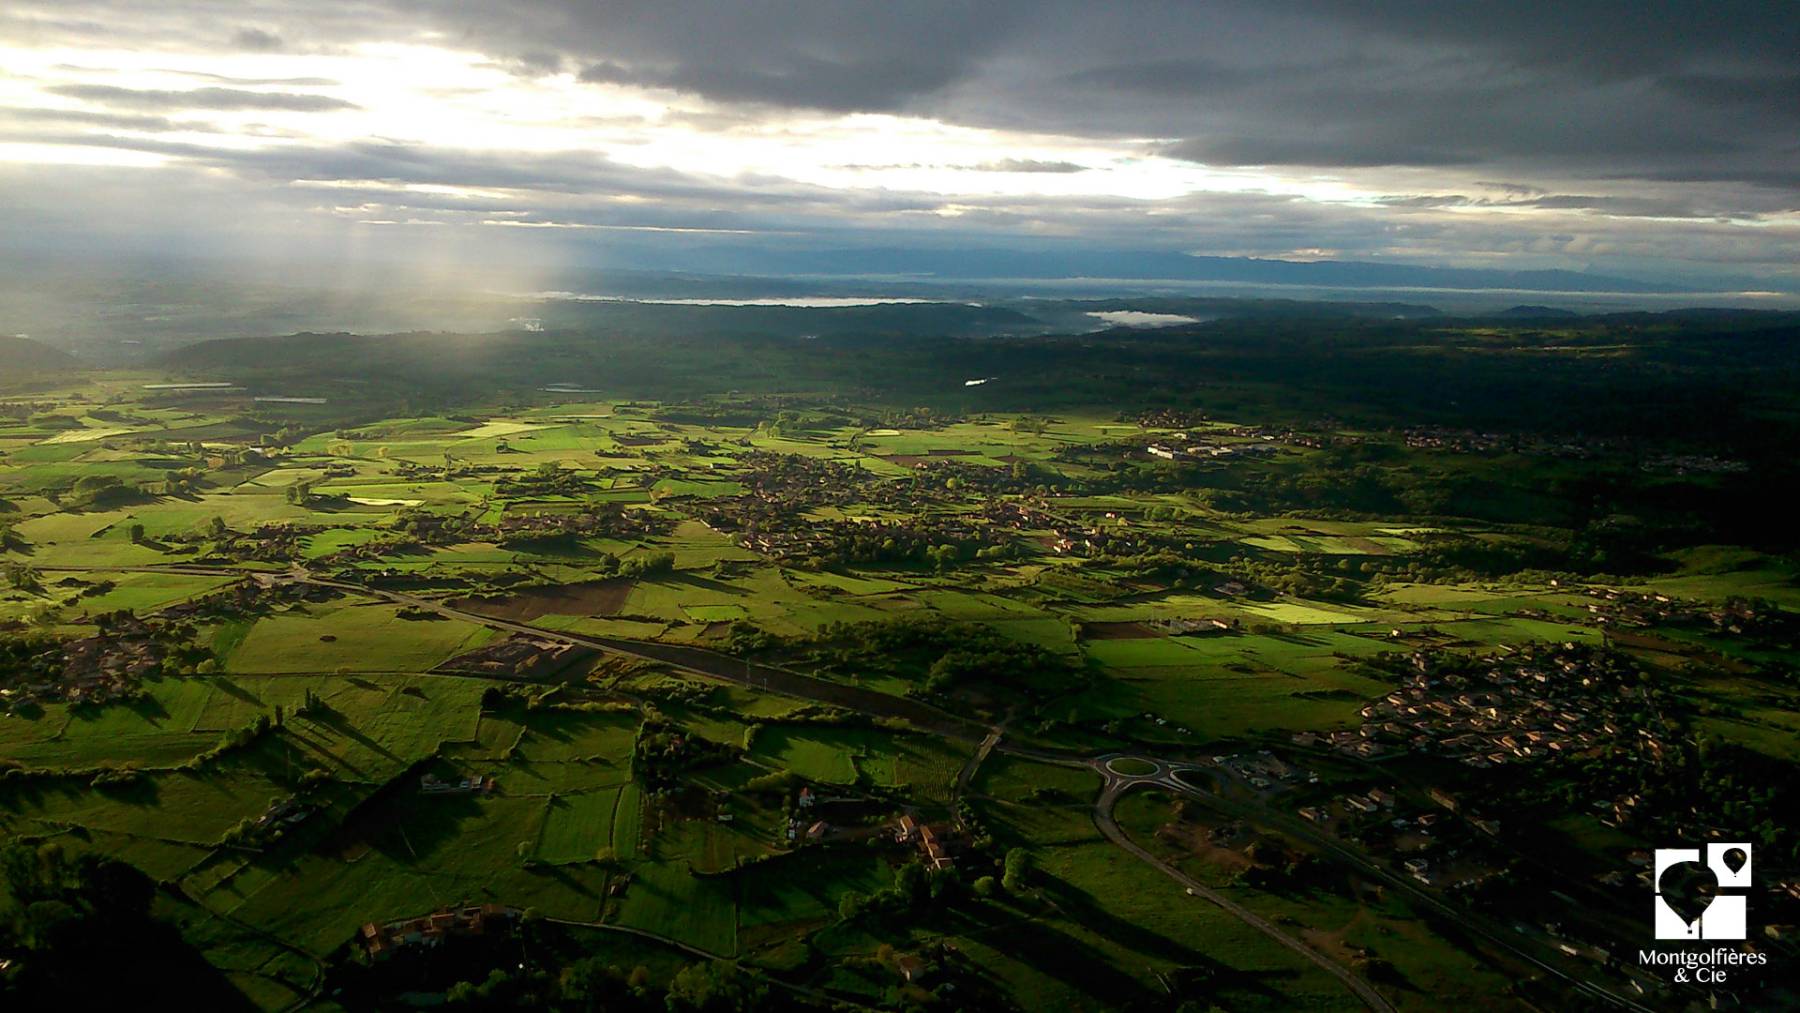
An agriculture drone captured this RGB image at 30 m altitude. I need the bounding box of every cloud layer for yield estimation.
[0,0,1794,290]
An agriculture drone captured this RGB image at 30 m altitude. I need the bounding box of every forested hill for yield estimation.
[0,335,79,373]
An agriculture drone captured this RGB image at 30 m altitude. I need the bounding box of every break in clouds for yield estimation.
[0,0,1796,288]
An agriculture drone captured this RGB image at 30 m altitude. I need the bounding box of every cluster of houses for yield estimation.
[1641,452,1748,475]
[154,575,338,624]
[1400,426,1601,458]
[1299,786,1502,890]
[784,786,825,844]
[1144,438,1280,462]
[360,904,519,958]
[695,451,1017,562]
[894,814,957,871]
[0,615,167,711]
[1133,409,1209,429]
[1218,750,1317,790]
[1305,643,1651,766]
[977,498,1195,560]
[1217,425,1334,450]
[693,444,1238,564]
[1585,588,1786,638]
[313,491,665,565]
[488,503,668,545]
[717,450,873,510]
[1023,506,1189,559]
[1299,786,1396,825]
[731,515,998,564]
[173,521,317,564]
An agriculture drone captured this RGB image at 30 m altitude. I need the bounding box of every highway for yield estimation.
[1134,763,1661,1013]
[1087,755,1399,1013]
[31,561,1656,1011]
[32,562,1398,1011]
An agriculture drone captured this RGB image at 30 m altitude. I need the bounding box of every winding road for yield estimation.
[1087,755,1399,1013]
[35,561,1656,1011]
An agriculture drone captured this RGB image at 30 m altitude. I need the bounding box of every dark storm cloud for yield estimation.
[426,0,1796,193]
[2,0,1795,288]
[578,52,977,113]
[1284,1,1798,77]
[1657,73,1800,119]
[456,1,1029,111]
[10,0,1795,191]
[48,83,356,112]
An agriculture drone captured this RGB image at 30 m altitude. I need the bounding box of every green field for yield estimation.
[4,353,1796,1012]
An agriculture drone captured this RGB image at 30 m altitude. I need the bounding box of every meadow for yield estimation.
[3,350,1798,1012]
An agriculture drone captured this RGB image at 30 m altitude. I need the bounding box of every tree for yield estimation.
[3,560,39,591]
[973,875,997,897]
[558,957,616,1005]
[665,960,767,1013]
[1002,847,1032,892]
[127,523,145,544]
[894,861,928,908]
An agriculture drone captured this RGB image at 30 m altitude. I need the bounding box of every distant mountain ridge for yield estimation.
[1491,305,1581,318]
[630,246,1681,295]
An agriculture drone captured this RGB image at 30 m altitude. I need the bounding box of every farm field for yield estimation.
[3,351,1797,1013]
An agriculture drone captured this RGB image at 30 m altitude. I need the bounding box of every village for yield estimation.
[1582,587,1794,641]
[1297,641,1661,768]
[1399,426,1605,458]
[0,610,209,711]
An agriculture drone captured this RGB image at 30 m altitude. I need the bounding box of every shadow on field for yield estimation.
[120,690,173,726]
[280,723,373,781]
[301,706,400,762]
[656,572,739,595]
[208,677,264,706]
[1041,871,1301,1005]
[967,913,1153,1002]
[526,861,600,900]
[368,792,485,864]
[1268,632,1330,647]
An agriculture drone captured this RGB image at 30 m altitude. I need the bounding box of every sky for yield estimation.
[1,1,1796,291]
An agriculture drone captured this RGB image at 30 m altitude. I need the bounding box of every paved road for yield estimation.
[31,562,1651,1010]
[1154,766,1660,1013]
[35,563,254,577]
[1086,756,1398,1013]
[34,561,995,744]
[954,726,1004,800]
[42,563,1389,1009]
[292,570,992,742]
